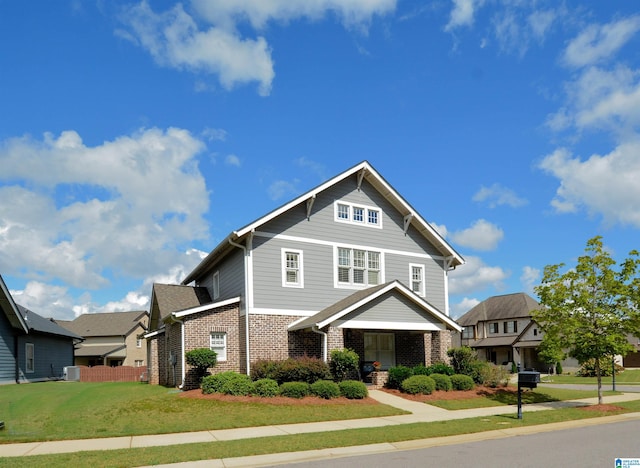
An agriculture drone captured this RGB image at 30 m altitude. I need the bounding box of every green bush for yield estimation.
[310,380,341,399]
[279,381,310,398]
[450,374,475,391]
[577,358,623,377]
[555,362,563,375]
[401,375,436,395]
[470,360,491,384]
[480,364,510,388]
[386,365,414,389]
[427,362,455,376]
[430,373,452,391]
[329,348,360,382]
[185,348,218,382]
[276,357,332,384]
[412,364,430,375]
[447,347,477,375]
[338,380,368,399]
[201,371,238,394]
[250,360,281,381]
[220,373,254,396]
[252,378,279,397]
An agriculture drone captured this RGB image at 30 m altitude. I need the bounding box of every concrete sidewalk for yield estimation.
[2,390,640,462]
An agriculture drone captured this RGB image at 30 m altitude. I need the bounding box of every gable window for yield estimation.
[282,249,304,288]
[503,321,518,333]
[212,271,220,299]
[136,338,143,348]
[25,343,34,373]
[336,247,381,287]
[489,323,499,334]
[334,201,382,228]
[210,332,227,361]
[410,264,425,297]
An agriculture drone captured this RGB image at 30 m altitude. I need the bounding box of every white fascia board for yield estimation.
[143,328,164,339]
[334,320,445,331]
[391,282,463,332]
[172,297,241,319]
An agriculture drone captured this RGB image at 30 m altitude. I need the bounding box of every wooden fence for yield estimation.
[78,365,148,383]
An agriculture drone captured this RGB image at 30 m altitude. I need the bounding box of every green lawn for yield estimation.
[0,381,405,444]
[541,368,640,385]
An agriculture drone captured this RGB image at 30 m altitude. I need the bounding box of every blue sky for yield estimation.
[1,1,640,320]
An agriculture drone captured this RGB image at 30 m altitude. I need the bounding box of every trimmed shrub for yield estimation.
[186,348,218,383]
[329,348,360,382]
[430,373,453,391]
[201,371,238,394]
[279,381,310,399]
[555,362,563,375]
[427,362,455,376]
[386,365,414,389]
[401,375,436,395]
[276,357,332,384]
[252,378,279,397]
[412,364,430,376]
[450,374,475,391]
[338,380,368,399]
[250,360,281,381]
[220,373,254,396]
[310,380,341,399]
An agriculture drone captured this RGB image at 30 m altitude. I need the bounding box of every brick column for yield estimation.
[326,326,345,356]
[423,332,432,365]
[431,330,452,364]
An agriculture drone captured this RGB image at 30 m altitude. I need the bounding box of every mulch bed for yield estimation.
[179,389,378,405]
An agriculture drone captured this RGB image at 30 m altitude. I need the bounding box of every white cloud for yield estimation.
[450,219,504,251]
[445,0,485,31]
[539,143,640,227]
[225,154,241,167]
[268,179,300,200]
[563,15,640,69]
[448,255,509,295]
[430,222,448,238]
[0,128,210,289]
[520,266,540,295]
[473,183,528,208]
[450,297,480,319]
[118,2,275,96]
[202,127,228,141]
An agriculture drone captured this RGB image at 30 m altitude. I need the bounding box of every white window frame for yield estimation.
[335,246,383,288]
[135,360,144,367]
[210,332,227,361]
[136,338,143,348]
[25,343,35,373]
[409,263,426,297]
[334,201,382,228]
[212,271,220,299]
[281,248,304,288]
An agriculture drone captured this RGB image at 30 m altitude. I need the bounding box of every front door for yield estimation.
[364,332,395,370]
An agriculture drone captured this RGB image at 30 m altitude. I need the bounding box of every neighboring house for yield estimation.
[623,334,640,368]
[146,161,464,388]
[59,311,148,367]
[457,292,578,372]
[0,274,81,384]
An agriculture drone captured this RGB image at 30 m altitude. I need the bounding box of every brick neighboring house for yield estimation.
[457,292,578,372]
[1,274,81,384]
[59,311,148,367]
[146,161,464,388]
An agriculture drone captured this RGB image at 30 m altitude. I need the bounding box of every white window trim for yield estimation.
[136,338,142,348]
[334,201,382,229]
[409,263,426,297]
[334,246,384,289]
[25,342,35,373]
[281,248,304,288]
[212,271,220,299]
[210,332,227,362]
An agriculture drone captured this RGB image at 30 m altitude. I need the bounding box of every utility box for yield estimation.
[63,366,80,381]
[518,371,540,388]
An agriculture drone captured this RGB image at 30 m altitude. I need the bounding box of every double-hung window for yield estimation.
[504,321,518,333]
[337,247,381,287]
[210,332,227,361]
[489,323,499,334]
[410,264,425,297]
[282,249,304,288]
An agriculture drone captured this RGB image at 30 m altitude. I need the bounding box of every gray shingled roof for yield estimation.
[153,284,212,320]
[457,292,540,326]
[18,305,82,339]
[61,310,147,337]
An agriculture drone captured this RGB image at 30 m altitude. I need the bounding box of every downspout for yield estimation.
[312,325,328,362]
[229,233,253,375]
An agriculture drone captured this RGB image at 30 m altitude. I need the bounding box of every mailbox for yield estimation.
[518,371,540,388]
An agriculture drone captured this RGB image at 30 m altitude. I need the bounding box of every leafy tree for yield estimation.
[532,236,640,404]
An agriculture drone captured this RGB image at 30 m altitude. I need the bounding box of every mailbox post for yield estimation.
[517,370,541,419]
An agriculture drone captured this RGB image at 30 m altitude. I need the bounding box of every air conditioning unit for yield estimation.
[63,366,80,381]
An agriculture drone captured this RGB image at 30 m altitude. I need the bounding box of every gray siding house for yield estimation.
[1,275,81,384]
[146,161,464,388]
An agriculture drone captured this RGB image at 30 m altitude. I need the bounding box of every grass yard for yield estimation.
[0,381,405,444]
[4,399,640,468]
[541,368,640,385]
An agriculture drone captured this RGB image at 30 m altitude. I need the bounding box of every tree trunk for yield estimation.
[595,358,603,405]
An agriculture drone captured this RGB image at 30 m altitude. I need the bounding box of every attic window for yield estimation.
[334,201,382,228]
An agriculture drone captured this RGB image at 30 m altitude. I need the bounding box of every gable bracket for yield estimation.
[306,195,316,220]
[356,168,365,191]
[403,213,413,235]
[444,256,456,272]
